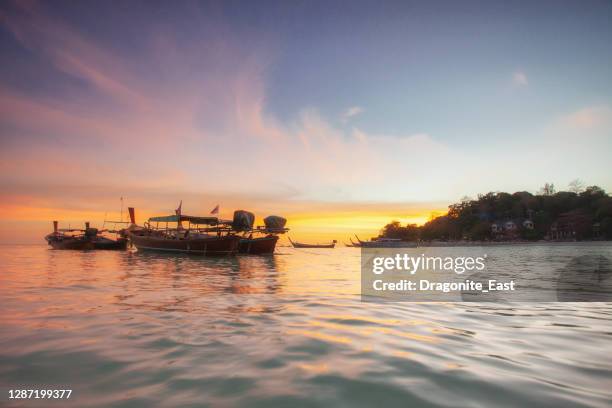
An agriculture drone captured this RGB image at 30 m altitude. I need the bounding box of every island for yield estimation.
[378,184,612,243]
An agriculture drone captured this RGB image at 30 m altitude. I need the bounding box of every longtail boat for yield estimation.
[126,206,240,255]
[233,211,288,255]
[239,234,279,254]
[349,237,361,247]
[288,237,336,249]
[95,202,132,249]
[354,235,417,248]
[92,234,128,250]
[45,221,128,250]
[87,220,129,250]
[45,221,95,250]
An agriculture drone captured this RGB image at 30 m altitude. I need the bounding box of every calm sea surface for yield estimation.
[1,243,611,407]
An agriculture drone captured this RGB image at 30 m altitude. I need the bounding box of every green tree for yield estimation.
[384,185,610,242]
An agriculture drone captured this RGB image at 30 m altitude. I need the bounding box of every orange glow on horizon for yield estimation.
[0,203,447,244]
[280,209,443,244]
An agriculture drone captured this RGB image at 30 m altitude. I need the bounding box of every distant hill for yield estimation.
[380,186,612,242]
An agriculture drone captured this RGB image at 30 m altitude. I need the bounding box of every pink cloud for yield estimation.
[562,106,612,130]
[1,0,610,243]
[512,71,528,87]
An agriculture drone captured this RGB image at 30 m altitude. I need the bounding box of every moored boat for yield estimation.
[232,211,288,255]
[239,234,279,254]
[126,207,240,255]
[129,231,240,255]
[92,235,128,250]
[95,203,132,250]
[350,237,362,247]
[289,237,336,249]
[45,221,95,250]
[354,235,417,248]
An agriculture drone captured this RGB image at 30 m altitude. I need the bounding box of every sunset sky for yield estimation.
[1,0,611,243]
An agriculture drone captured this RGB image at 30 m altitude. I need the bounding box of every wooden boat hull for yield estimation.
[47,238,94,250]
[289,238,335,248]
[239,235,279,254]
[354,235,416,248]
[93,237,128,250]
[129,233,240,255]
[292,243,335,248]
[359,241,417,248]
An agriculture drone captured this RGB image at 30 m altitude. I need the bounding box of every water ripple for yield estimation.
[0,244,611,407]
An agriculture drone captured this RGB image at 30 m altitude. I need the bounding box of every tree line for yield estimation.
[380,184,612,242]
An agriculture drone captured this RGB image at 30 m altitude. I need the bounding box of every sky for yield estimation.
[1,0,611,243]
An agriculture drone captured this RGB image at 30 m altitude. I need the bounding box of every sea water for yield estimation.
[1,244,611,407]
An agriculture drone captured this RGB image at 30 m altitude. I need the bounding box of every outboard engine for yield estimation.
[232,210,255,232]
[263,215,287,232]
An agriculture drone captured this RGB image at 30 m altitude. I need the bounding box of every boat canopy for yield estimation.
[148,214,219,225]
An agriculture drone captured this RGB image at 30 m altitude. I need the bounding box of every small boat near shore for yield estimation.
[354,235,417,248]
[289,237,337,249]
[346,237,361,247]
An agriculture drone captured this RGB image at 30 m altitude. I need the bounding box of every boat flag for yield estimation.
[176,200,183,228]
[210,204,219,215]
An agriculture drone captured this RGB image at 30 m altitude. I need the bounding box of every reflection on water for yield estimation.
[1,244,611,407]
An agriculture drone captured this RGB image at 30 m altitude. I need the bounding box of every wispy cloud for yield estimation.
[341,106,364,122]
[0,2,610,243]
[561,105,612,130]
[512,71,528,87]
